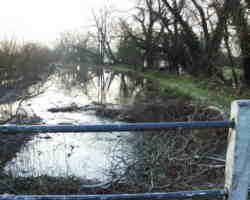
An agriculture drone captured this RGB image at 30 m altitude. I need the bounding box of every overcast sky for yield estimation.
[0,0,133,45]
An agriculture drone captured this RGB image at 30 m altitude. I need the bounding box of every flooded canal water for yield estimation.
[4,65,154,182]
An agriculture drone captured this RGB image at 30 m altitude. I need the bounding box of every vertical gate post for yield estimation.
[225,100,250,200]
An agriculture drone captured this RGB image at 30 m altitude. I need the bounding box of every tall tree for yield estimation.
[117,30,144,69]
[92,6,119,64]
[155,0,239,78]
[121,0,164,70]
[56,31,99,65]
[232,1,250,86]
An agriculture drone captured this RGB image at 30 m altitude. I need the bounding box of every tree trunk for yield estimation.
[233,1,250,86]
[241,28,250,86]
[242,1,250,86]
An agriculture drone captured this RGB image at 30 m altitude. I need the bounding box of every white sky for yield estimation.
[0,0,133,45]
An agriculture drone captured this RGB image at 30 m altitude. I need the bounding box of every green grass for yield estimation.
[108,64,249,113]
[144,71,237,112]
[105,64,135,73]
[222,66,242,80]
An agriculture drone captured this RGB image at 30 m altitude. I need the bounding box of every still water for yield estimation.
[4,66,149,181]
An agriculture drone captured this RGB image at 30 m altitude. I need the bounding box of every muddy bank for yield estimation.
[47,102,104,113]
[95,99,226,122]
[47,98,226,123]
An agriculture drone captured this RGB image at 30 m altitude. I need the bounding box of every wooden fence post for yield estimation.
[225,100,250,200]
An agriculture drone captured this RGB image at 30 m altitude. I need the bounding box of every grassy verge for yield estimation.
[111,65,249,114]
[144,71,236,112]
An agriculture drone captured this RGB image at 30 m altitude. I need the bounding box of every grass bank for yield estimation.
[144,72,236,112]
[111,65,248,114]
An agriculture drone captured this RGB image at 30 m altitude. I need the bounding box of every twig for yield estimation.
[204,156,225,162]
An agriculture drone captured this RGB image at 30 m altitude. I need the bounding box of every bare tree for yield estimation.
[92,5,119,64]
[56,31,99,65]
[120,0,164,71]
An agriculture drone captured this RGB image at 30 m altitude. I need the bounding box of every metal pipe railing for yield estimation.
[0,120,232,134]
[0,120,233,200]
[0,189,226,200]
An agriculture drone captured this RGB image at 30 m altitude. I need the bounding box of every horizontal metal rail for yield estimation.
[0,121,233,134]
[0,189,226,200]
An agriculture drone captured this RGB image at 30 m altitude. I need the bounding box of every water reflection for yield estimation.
[56,65,151,104]
[4,65,157,181]
[6,131,131,181]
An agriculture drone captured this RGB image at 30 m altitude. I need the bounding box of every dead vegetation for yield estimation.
[99,98,227,193]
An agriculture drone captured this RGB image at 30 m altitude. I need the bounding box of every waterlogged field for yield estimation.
[3,66,148,181]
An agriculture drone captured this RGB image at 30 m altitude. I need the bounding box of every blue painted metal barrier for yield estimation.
[0,189,227,200]
[0,120,232,199]
[0,120,232,134]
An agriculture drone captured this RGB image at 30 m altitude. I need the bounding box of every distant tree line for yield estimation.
[0,38,54,90]
[54,31,102,65]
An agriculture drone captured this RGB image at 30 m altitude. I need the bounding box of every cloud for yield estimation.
[0,0,133,43]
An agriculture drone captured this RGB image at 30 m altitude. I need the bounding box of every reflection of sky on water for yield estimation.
[4,68,139,181]
[6,131,130,181]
